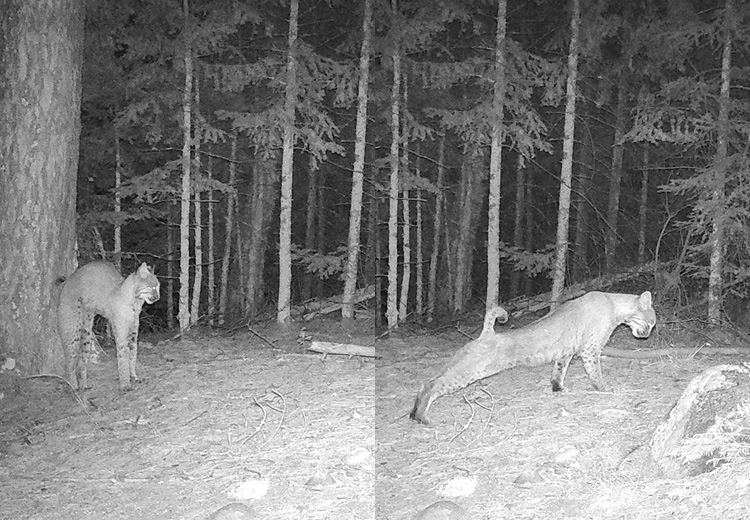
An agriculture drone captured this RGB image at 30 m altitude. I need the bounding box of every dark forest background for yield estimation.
[63,0,750,328]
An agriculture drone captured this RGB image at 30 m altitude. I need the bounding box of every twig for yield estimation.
[247,326,280,350]
[23,374,88,411]
[257,389,286,449]
[448,395,476,444]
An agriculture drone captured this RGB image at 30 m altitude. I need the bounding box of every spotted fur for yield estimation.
[57,261,160,391]
[410,291,656,424]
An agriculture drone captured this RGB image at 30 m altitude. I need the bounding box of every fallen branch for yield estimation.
[300,285,375,321]
[603,346,750,359]
[308,340,378,358]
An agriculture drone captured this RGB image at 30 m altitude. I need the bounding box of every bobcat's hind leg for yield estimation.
[551,355,573,392]
[126,324,140,384]
[76,312,96,390]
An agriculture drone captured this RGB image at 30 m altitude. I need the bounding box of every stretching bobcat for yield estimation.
[57,261,160,391]
[410,291,656,424]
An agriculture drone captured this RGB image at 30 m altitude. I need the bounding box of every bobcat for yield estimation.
[57,261,160,391]
[410,291,656,424]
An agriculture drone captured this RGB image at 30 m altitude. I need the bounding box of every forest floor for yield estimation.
[1,310,750,520]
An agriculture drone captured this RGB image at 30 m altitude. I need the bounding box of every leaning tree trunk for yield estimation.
[485,0,507,310]
[550,0,580,307]
[219,135,237,325]
[509,155,525,298]
[708,0,732,324]
[0,0,84,375]
[341,0,372,320]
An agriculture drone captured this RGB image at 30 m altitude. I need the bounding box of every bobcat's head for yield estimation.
[624,291,656,338]
[136,263,160,305]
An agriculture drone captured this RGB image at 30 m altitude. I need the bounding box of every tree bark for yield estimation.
[277,0,299,325]
[341,0,371,320]
[550,0,580,307]
[485,0,507,310]
[219,134,237,325]
[427,136,446,321]
[178,0,193,331]
[509,155,525,298]
[637,147,649,265]
[0,0,84,375]
[708,0,732,324]
[190,75,202,326]
[386,0,401,329]
[604,72,628,272]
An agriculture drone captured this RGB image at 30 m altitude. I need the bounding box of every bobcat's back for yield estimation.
[57,261,159,391]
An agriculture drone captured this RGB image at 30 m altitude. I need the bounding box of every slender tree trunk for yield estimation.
[0,0,83,375]
[454,155,484,313]
[190,76,202,326]
[510,154,525,298]
[301,160,318,302]
[550,0,580,306]
[708,0,732,324]
[399,144,411,322]
[114,135,122,270]
[278,0,298,325]
[178,0,193,331]
[427,137,445,322]
[486,0,507,309]
[167,218,175,329]
[342,0,371,320]
[386,0,401,329]
[572,130,592,281]
[604,72,628,272]
[638,147,649,265]
[219,134,237,325]
[415,154,424,316]
[524,168,535,294]
[206,154,215,325]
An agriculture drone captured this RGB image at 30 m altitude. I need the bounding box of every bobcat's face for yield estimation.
[624,291,656,338]
[136,263,160,305]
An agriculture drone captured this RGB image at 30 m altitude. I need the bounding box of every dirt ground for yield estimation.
[1,314,749,520]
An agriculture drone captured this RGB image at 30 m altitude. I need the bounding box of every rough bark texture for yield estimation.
[650,364,750,479]
[550,0,580,307]
[0,0,84,375]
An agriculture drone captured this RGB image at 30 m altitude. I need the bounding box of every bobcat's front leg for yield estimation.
[580,340,611,392]
[551,355,573,392]
[112,318,137,391]
[127,323,140,384]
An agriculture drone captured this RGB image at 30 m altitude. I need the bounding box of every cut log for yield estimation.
[308,340,378,358]
[649,364,750,479]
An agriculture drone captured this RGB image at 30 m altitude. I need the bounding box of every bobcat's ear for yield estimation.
[138,262,150,277]
[639,291,652,308]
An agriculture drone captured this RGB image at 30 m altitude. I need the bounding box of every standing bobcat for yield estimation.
[410,291,656,424]
[57,261,160,391]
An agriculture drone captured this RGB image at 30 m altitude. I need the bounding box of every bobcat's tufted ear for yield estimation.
[138,262,152,277]
[639,291,652,309]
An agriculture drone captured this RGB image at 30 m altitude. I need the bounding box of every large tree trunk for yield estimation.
[341,0,372,320]
[485,0,507,309]
[0,0,84,375]
[550,0,580,307]
[190,76,202,326]
[277,0,299,325]
[708,0,732,324]
[301,159,318,302]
